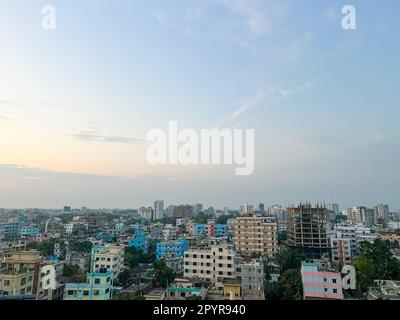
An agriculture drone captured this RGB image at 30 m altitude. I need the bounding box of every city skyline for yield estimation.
[1,0,400,208]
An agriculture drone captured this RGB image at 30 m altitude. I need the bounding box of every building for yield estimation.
[171,205,194,219]
[166,279,207,300]
[347,206,374,227]
[301,261,344,300]
[2,251,42,294]
[234,214,278,257]
[239,204,254,215]
[184,244,235,289]
[374,204,389,222]
[19,225,40,238]
[286,204,330,259]
[128,228,150,254]
[193,204,203,216]
[64,271,114,300]
[156,239,189,273]
[91,244,124,277]
[144,289,166,300]
[368,280,400,300]
[240,260,264,299]
[138,207,154,221]
[195,220,227,239]
[154,200,165,220]
[0,270,35,297]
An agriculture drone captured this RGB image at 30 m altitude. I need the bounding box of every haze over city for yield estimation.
[0,0,399,209]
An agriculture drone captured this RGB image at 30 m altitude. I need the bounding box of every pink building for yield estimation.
[301,261,344,300]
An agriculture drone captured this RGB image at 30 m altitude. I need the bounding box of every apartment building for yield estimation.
[2,251,42,294]
[0,270,35,297]
[301,261,344,300]
[64,271,114,300]
[184,244,235,289]
[91,244,124,277]
[234,215,278,257]
[156,239,189,273]
[240,260,264,299]
[195,220,227,239]
[286,204,330,259]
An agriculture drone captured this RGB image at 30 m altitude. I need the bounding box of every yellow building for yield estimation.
[234,215,278,257]
[0,270,35,297]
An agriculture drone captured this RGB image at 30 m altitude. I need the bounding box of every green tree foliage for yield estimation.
[216,214,235,225]
[115,270,131,287]
[265,269,303,300]
[354,239,400,298]
[194,212,213,224]
[153,259,176,288]
[124,247,154,269]
[274,248,304,274]
[69,240,93,253]
[112,294,144,300]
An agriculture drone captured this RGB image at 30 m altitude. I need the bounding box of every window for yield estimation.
[95,279,101,284]
[332,279,337,284]
[333,289,338,294]
[83,290,89,296]
[67,290,74,296]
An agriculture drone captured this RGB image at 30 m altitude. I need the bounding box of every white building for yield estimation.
[65,223,74,235]
[239,204,254,215]
[154,200,165,220]
[184,244,235,289]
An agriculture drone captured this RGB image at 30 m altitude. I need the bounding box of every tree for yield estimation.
[116,270,131,287]
[216,214,235,225]
[153,259,176,288]
[69,240,92,253]
[265,269,303,300]
[194,212,212,224]
[274,248,303,274]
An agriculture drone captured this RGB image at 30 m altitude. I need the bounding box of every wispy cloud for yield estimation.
[218,79,316,128]
[66,130,145,145]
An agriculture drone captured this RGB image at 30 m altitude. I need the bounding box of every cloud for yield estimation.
[153,0,291,48]
[66,130,145,145]
[218,79,316,128]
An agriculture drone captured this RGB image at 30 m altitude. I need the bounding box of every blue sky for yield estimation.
[0,0,399,209]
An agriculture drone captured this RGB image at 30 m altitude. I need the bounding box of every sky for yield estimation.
[0,0,399,210]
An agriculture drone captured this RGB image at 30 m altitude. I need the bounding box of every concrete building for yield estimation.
[156,239,189,273]
[239,204,254,215]
[64,271,114,300]
[91,244,124,277]
[2,251,42,294]
[195,220,227,239]
[347,206,374,227]
[374,204,389,222]
[234,215,278,257]
[368,280,400,300]
[0,270,35,297]
[286,204,330,259]
[240,260,264,299]
[301,261,344,300]
[184,244,235,289]
[154,200,165,220]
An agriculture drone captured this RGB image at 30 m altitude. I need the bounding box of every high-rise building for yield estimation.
[348,206,374,227]
[234,214,278,257]
[154,200,165,220]
[193,204,203,216]
[374,204,389,222]
[286,204,330,259]
[239,204,254,215]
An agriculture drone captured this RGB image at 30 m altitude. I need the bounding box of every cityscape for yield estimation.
[1,0,400,309]
[1,202,400,300]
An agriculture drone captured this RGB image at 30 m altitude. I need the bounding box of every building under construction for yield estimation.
[285,204,330,259]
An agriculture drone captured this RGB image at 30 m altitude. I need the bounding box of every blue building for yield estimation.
[19,225,40,237]
[64,271,114,300]
[156,239,189,273]
[194,223,227,238]
[128,227,150,254]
